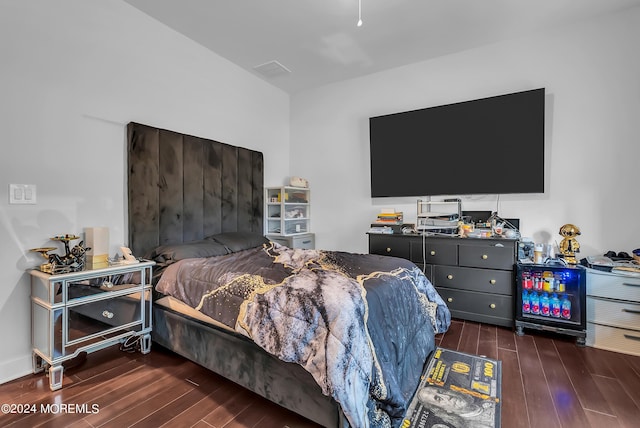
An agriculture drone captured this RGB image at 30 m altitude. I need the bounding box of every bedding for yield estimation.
[154,240,450,428]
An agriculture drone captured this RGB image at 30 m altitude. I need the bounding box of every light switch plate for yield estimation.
[9,184,37,204]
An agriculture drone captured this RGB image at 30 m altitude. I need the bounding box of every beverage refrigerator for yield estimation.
[515,263,586,345]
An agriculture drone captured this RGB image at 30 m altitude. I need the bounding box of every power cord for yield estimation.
[120,335,141,353]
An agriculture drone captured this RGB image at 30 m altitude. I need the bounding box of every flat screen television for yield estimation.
[369,88,545,198]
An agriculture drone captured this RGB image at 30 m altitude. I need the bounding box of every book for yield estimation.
[404,347,502,428]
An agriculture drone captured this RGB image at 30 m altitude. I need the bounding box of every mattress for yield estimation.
[154,295,234,332]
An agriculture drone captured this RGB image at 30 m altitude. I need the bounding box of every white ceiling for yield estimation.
[125,0,640,94]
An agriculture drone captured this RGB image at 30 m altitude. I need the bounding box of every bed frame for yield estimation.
[127,122,347,427]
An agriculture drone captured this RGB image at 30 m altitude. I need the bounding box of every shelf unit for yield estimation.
[265,186,311,236]
[416,199,461,233]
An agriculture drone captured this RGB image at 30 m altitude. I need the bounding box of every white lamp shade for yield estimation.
[84,227,109,257]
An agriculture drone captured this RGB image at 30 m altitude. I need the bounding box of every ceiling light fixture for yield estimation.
[357,0,363,27]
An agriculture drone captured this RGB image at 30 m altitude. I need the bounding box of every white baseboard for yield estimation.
[0,354,33,385]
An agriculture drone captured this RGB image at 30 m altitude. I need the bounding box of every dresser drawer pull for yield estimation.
[430,250,436,256]
[482,254,488,260]
[102,281,114,288]
[102,310,114,319]
[623,282,640,287]
[447,274,453,280]
[302,240,311,244]
[623,333,640,342]
[447,297,453,303]
[490,279,496,285]
[489,303,496,309]
[386,247,391,253]
[622,308,640,315]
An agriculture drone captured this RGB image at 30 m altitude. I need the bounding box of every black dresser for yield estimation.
[369,233,518,327]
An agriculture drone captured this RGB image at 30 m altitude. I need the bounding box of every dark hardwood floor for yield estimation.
[2,319,640,427]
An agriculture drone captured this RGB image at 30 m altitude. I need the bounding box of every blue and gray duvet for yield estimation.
[156,242,450,428]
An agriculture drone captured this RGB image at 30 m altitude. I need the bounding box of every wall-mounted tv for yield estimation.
[369,88,545,198]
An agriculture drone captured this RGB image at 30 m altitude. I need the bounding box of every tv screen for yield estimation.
[369,88,545,198]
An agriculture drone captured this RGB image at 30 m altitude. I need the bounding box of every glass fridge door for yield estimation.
[517,264,585,329]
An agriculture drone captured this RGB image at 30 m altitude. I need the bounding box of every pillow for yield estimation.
[146,239,229,266]
[206,231,269,253]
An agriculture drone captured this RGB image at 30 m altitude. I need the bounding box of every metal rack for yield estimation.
[416,198,461,233]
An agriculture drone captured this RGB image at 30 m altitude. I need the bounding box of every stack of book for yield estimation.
[370,210,404,234]
[373,211,404,225]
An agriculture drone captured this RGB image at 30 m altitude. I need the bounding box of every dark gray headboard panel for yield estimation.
[127,122,264,257]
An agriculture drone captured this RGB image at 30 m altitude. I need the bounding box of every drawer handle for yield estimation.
[489,303,496,309]
[302,240,311,244]
[102,310,114,319]
[102,281,114,288]
[490,279,496,285]
[623,282,640,287]
[386,247,392,253]
[447,297,453,303]
[482,254,488,260]
[447,274,453,280]
[623,333,640,342]
[430,250,436,256]
[622,308,640,315]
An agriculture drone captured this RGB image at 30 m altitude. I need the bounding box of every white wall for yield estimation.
[290,7,640,257]
[0,0,289,383]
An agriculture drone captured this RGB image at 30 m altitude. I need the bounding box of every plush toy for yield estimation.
[559,224,581,264]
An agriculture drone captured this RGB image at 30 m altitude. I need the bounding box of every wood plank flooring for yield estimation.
[2,319,639,427]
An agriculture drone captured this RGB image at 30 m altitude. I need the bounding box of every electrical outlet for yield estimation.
[9,184,37,204]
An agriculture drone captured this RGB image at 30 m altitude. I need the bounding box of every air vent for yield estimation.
[253,60,292,78]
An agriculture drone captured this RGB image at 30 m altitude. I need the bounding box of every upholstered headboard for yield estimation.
[127,122,264,258]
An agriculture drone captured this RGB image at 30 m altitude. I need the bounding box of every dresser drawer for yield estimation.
[433,265,513,295]
[586,322,640,356]
[270,233,315,249]
[410,239,458,265]
[368,235,411,259]
[459,243,514,270]
[290,234,315,249]
[436,287,513,321]
[587,297,640,329]
[587,270,640,301]
[424,241,457,266]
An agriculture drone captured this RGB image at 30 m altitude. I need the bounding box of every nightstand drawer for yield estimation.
[433,266,513,295]
[68,280,143,303]
[68,289,150,344]
[459,244,514,270]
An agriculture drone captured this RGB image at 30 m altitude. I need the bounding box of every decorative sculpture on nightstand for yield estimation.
[30,235,91,273]
[558,224,581,265]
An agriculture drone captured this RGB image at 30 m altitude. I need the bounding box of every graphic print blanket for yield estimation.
[156,243,451,428]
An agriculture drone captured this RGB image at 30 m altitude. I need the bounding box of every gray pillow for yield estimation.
[147,239,229,266]
[206,232,269,253]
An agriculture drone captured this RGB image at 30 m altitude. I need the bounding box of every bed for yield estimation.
[126,122,451,427]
